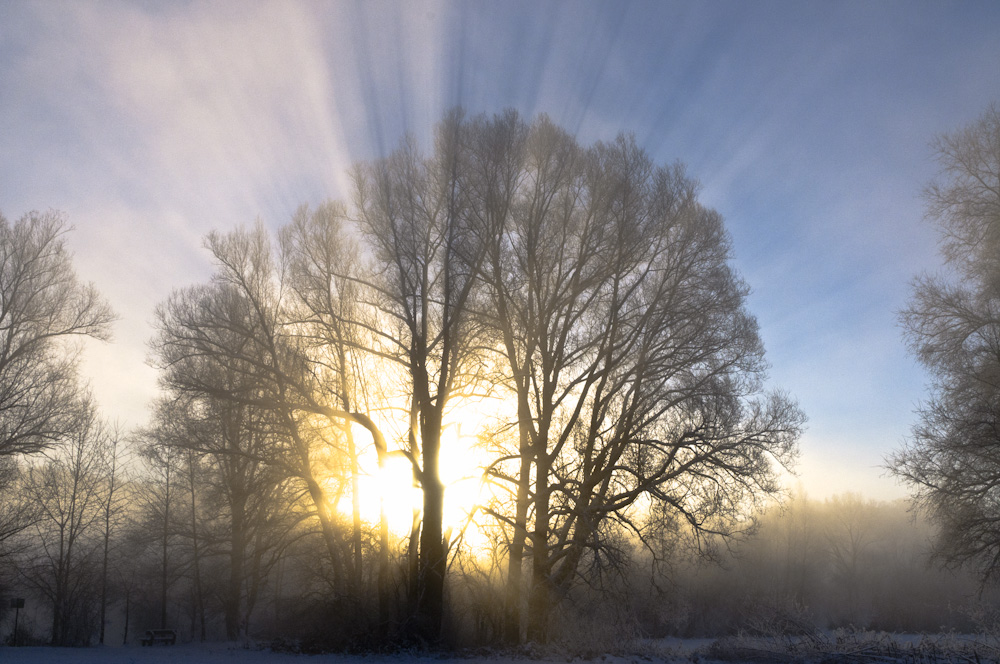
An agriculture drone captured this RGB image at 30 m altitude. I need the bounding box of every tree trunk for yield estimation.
[288,414,346,593]
[99,521,110,645]
[347,423,363,598]
[51,583,62,645]
[416,425,445,641]
[503,438,532,643]
[99,438,119,645]
[337,352,365,601]
[187,453,207,641]
[526,455,551,643]
[122,588,130,645]
[407,508,420,620]
[226,495,246,640]
[378,485,390,625]
[303,474,346,594]
[161,468,170,630]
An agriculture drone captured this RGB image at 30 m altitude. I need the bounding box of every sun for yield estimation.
[338,398,502,552]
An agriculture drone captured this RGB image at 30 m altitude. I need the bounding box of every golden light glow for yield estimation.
[340,398,502,552]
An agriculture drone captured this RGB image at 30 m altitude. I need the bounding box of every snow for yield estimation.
[0,644,282,664]
[0,643,697,664]
[0,644,419,664]
[5,634,997,663]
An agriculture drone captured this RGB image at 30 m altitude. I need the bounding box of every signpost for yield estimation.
[9,598,24,646]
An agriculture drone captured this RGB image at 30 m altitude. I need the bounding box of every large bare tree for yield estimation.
[280,203,395,622]
[891,103,1000,584]
[471,113,802,642]
[351,110,494,639]
[152,224,396,621]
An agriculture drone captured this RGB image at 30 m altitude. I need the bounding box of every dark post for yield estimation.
[10,598,25,646]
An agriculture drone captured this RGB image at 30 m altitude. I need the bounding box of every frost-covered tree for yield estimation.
[891,104,1000,583]
[0,211,114,458]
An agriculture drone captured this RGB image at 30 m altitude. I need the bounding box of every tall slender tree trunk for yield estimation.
[161,464,171,630]
[99,436,119,645]
[378,481,390,625]
[187,453,206,641]
[503,434,532,643]
[227,496,246,640]
[122,588,130,645]
[51,559,64,645]
[347,424,363,598]
[99,518,111,644]
[526,455,551,643]
[416,410,446,641]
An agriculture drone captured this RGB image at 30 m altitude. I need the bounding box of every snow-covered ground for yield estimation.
[0,643,705,664]
[4,634,997,663]
[0,644,306,664]
[0,644,478,664]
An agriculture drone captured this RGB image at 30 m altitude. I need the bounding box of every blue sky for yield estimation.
[2,0,999,499]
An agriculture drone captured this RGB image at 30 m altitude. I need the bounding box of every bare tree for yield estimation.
[152,226,387,604]
[97,423,130,645]
[136,436,182,630]
[352,110,495,639]
[891,103,1000,584]
[280,203,395,622]
[21,401,108,645]
[145,109,800,645]
[467,113,802,642]
[147,391,306,640]
[0,211,115,458]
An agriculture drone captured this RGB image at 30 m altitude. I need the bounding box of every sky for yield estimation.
[2,0,999,501]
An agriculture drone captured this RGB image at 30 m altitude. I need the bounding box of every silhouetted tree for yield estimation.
[472,112,802,642]
[21,402,109,645]
[98,423,130,645]
[145,109,801,646]
[151,226,393,619]
[0,211,115,458]
[280,203,397,624]
[0,211,114,626]
[137,437,182,630]
[352,110,492,640]
[146,393,306,640]
[891,103,1000,584]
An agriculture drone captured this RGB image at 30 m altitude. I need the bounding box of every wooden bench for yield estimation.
[140,629,177,646]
